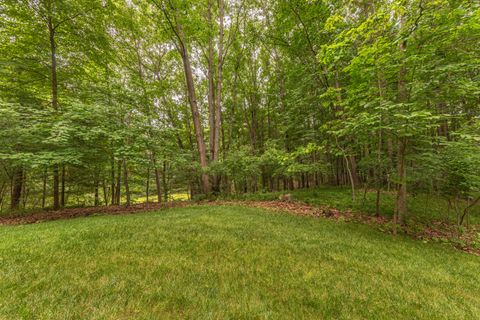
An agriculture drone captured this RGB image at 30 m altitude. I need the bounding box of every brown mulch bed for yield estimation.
[0,200,329,225]
[0,201,191,225]
[1,200,478,256]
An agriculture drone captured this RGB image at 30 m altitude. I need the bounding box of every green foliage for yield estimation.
[0,0,478,217]
[439,125,480,198]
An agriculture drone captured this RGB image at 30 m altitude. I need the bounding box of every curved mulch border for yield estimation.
[0,202,191,226]
[1,200,478,256]
[0,200,379,226]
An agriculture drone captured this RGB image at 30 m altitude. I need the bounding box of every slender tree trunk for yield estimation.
[207,0,216,163]
[213,0,225,192]
[375,150,382,217]
[146,166,150,204]
[345,157,356,202]
[335,138,356,201]
[123,158,130,206]
[61,165,65,208]
[349,156,360,187]
[48,16,61,211]
[162,160,168,202]
[94,180,99,207]
[111,156,115,205]
[42,168,47,209]
[176,21,210,194]
[10,168,23,210]
[115,160,121,205]
[20,170,27,209]
[0,182,6,211]
[102,180,108,206]
[386,138,393,192]
[152,157,162,203]
[53,166,59,210]
[395,138,408,229]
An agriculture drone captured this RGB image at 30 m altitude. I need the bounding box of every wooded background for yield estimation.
[0,0,479,228]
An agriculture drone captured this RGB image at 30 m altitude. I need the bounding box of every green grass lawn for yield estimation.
[1,206,479,319]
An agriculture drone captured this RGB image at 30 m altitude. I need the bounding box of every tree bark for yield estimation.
[48,16,60,211]
[61,165,65,208]
[375,136,382,216]
[348,155,360,187]
[152,155,162,203]
[42,168,47,209]
[94,180,99,207]
[162,160,168,202]
[10,168,23,210]
[102,179,108,206]
[146,166,150,203]
[212,0,225,192]
[123,158,130,206]
[111,156,115,205]
[53,166,59,210]
[207,0,216,163]
[395,137,408,228]
[115,160,121,205]
[168,11,210,194]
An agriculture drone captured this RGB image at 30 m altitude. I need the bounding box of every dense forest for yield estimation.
[0,0,479,229]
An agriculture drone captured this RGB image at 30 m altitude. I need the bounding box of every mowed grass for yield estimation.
[0,206,479,319]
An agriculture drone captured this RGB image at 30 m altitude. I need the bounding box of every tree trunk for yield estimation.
[153,157,162,203]
[48,16,61,211]
[0,182,6,211]
[162,160,168,202]
[53,166,59,210]
[335,138,356,201]
[115,160,121,205]
[61,165,65,208]
[111,156,115,205]
[207,0,216,163]
[348,155,360,187]
[102,180,108,206]
[395,138,408,229]
[146,166,150,204]
[10,168,23,210]
[94,180,99,207]
[175,19,210,194]
[375,149,382,217]
[213,0,225,192]
[42,168,47,209]
[123,158,130,206]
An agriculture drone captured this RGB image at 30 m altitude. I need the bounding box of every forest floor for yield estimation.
[1,190,479,255]
[1,205,479,319]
